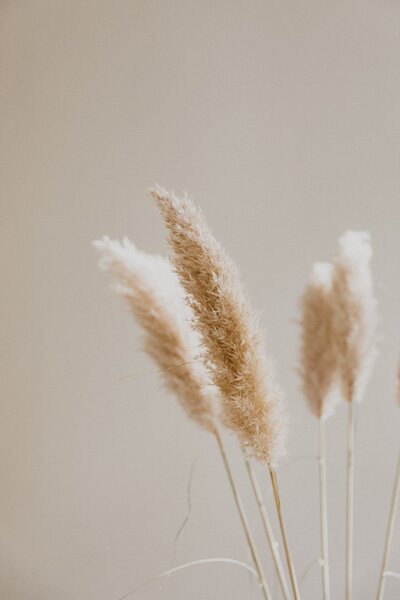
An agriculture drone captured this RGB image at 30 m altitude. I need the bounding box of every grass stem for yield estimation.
[269,465,301,600]
[376,450,400,600]
[346,401,355,600]
[319,417,330,600]
[243,453,291,600]
[214,428,272,600]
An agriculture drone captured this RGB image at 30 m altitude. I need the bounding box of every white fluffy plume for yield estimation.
[331,231,378,403]
[93,236,215,432]
[299,262,340,419]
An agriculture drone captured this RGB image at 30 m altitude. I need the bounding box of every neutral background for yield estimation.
[1,1,400,599]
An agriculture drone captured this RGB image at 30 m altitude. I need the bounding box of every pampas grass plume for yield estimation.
[331,231,378,403]
[93,236,215,432]
[151,186,287,466]
[300,261,339,420]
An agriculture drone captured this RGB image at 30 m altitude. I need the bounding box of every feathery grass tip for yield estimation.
[93,236,215,432]
[300,262,339,419]
[151,186,287,465]
[331,231,378,403]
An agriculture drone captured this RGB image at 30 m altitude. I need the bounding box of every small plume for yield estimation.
[331,231,378,403]
[93,236,215,432]
[299,262,339,419]
[151,186,287,466]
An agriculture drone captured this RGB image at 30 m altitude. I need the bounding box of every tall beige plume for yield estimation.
[299,262,339,419]
[331,231,378,403]
[93,236,215,432]
[151,186,287,466]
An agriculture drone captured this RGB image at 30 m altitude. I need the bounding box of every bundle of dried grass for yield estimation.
[92,203,399,600]
[150,186,286,467]
[94,235,273,600]
[93,236,215,432]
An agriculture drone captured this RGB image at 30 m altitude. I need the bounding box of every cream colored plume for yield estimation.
[151,186,287,466]
[331,231,377,403]
[300,262,339,419]
[93,236,215,432]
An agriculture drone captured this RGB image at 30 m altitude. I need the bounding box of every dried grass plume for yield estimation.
[93,236,215,432]
[300,262,339,419]
[151,186,287,465]
[331,231,378,403]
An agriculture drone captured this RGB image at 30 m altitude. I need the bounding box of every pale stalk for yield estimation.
[214,428,272,600]
[319,417,330,600]
[243,453,290,600]
[376,450,400,600]
[269,466,302,600]
[346,401,355,600]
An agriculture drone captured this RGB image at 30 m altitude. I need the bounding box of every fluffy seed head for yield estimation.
[151,186,287,465]
[93,236,215,432]
[331,231,378,403]
[299,262,339,419]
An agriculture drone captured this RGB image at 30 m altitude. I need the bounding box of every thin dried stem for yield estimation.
[214,428,272,600]
[319,418,330,600]
[346,401,355,600]
[269,466,301,600]
[377,450,400,600]
[382,571,400,581]
[243,454,290,600]
[117,557,259,600]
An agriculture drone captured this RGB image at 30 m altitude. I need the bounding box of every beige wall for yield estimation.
[1,1,400,598]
